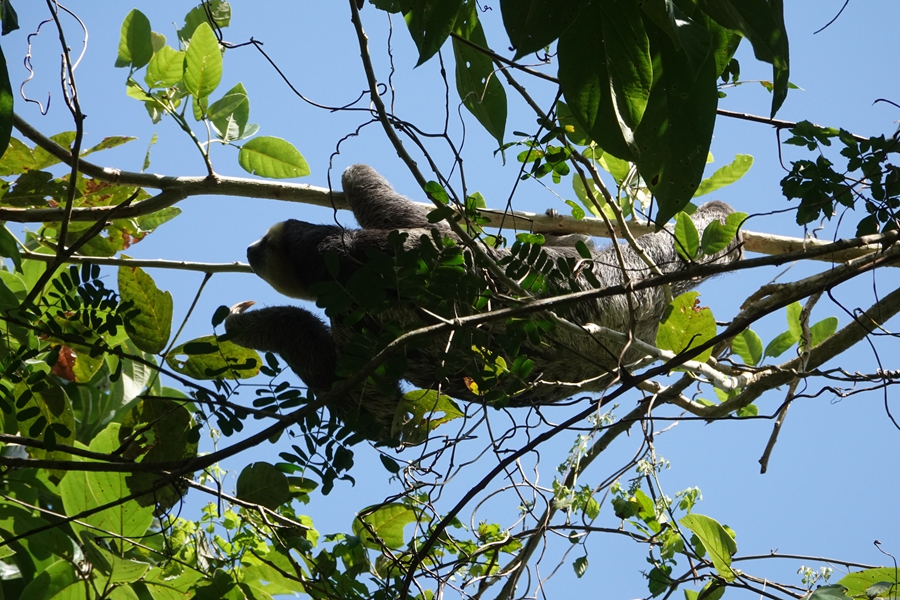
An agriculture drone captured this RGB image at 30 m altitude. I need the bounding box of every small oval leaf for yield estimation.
[238,136,310,179]
[183,22,222,99]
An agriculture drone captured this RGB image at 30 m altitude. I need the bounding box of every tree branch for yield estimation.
[11,114,887,268]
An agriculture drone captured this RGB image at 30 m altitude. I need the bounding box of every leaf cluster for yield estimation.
[371,0,788,224]
[782,121,900,235]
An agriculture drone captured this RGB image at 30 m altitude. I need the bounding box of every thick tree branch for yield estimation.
[21,249,252,273]
[10,114,887,268]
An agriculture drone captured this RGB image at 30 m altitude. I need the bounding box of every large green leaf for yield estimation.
[0,44,13,161]
[0,224,21,272]
[18,559,78,600]
[120,398,198,509]
[182,22,222,99]
[452,4,506,145]
[238,136,309,179]
[119,266,173,355]
[353,503,419,550]
[600,0,652,134]
[0,504,73,579]
[166,335,261,380]
[58,423,155,541]
[83,534,150,583]
[557,3,631,159]
[0,137,36,176]
[500,0,579,59]
[657,291,716,363]
[32,132,76,170]
[13,381,75,478]
[633,20,718,225]
[696,0,789,115]
[236,462,291,510]
[680,513,736,581]
[405,0,461,66]
[394,389,463,444]
[837,568,899,599]
[115,9,153,69]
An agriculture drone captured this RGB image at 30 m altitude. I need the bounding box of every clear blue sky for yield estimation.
[6,1,900,597]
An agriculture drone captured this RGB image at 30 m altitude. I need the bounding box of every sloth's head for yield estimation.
[246,220,336,301]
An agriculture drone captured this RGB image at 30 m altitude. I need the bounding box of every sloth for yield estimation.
[225,164,742,441]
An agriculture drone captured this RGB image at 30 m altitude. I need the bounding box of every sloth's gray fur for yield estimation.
[226,164,742,441]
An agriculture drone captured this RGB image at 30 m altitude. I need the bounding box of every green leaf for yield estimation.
[166,335,261,380]
[600,0,652,134]
[573,555,588,578]
[732,329,762,366]
[453,6,507,145]
[695,0,789,116]
[118,266,173,354]
[763,329,798,359]
[808,585,851,600]
[353,503,419,549]
[786,301,802,339]
[557,3,631,159]
[182,22,222,99]
[136,206,181,232]
[120,398,198,510]
[380,455,401,474]
[572,173,614,221]
[634,19,718,225]
[80,136,138,158]
[115,9,153,69]
[13,382,76,479]
[145,45,185,88]
[0,0,18,35]
[18,559,78,600]
[0,137,36,176]
[0,45,13,162]
[838,569,899,599]
[0,504,73,575]
[83,534,151,582]
[694,154,753,198]
[736,403,758,417]
[395,389,463,444]
[685,582,725,600]
[405,0,461,66]
[237,463,292,510]
[0,223,21,272]
[674,212,700,261]
[178,0,232,44]
[679,514,736,581]
[657,291,716,363]
[208,82,251,142]
[700,212,746,255]
[58,423,155,540]
[809,316,838,347]
[32,132,76,170]
[238,136,310,179]
[501,0,579,60]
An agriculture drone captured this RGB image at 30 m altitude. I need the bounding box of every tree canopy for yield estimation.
[0,1,896,599]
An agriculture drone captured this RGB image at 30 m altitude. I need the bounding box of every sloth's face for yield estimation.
[246,221,317,301]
